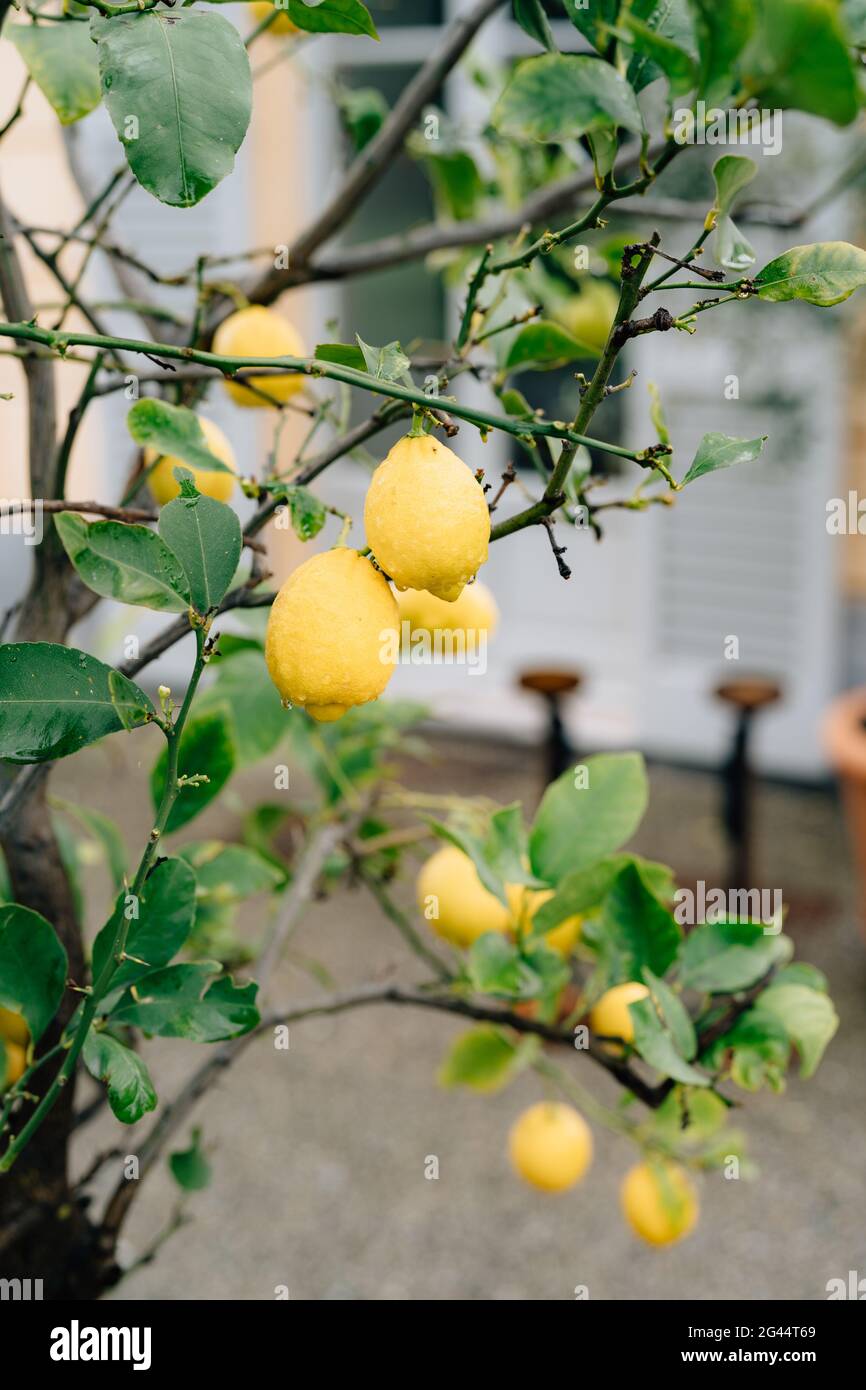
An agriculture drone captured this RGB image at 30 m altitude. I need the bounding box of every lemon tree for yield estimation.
[0,0,855,1295]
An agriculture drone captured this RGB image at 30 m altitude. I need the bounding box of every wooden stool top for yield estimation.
[519,669,582,697]
[714,677,782,713]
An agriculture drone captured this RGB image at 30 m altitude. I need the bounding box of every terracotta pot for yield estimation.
[823,687,866,940]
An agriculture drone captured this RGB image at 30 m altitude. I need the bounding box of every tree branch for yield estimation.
[246,0,506,291]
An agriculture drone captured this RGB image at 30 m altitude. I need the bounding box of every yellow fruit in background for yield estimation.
[265,548,398,722]
[621,1160,699,1246]
[364,434,490,602]
[0,1006,29,1047]
[396,581,499,641]
[555,279,619,355]
[2,1041,26,1090]
[512,886,582,958]
[509,1101,593,1193]
[589,981,649,1048]
[250,1,299,34]
[146,416,236,505]
[417,845,510,949]
[212,306,305,408]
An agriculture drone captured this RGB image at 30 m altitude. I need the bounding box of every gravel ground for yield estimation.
[56,732,866,1302]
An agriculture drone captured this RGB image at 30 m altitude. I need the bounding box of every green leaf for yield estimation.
[169,1128,212,1191]
[592,864,682,981]
[702,1006,791,1092]
[0,904,67,1044]
[512,0,556,51]
[355,336,413,386]
[92,857,197,993]
[438,1025,538,1092]
[150,707,236,833]
[621,12,698,98]
[642,967,696,1059]
[529,751,649,884]
[53,799,128,891]
[710,154,757,271]
[55,513,191,614]
[336,85,389,151]
[108,668,153,733]
[466,933,540,1000]
[157,484,242,615]
[775,962,828,993]
[740,0,859,126]
[0,643,155,763]
[92,10,253,207]
[126,400,235,477]
[196,650,286,766]
[688,0,755,104]
[7,21,101,125]
[754,242,866,308]
[504,321,587,372]
[82,1030,157,1125]
[286,0,378,39]
[562,0,619,50]
[421,147,484,222]
[275,485,327,542]
[758,981,838,1078]
[111,962,260,1041]
[711,153,757,216]
[628,996,710,1086]
[180,842,284,906]
[680,432,766,487]
[314,342,367,372]
[678,921,791,993]
[493,53,644,144]
[529,854,675,936]
[627,0,698,94]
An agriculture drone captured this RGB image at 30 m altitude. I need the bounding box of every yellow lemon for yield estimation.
[555,279,619,355]
[621,1160,699,1246]
[396,581,498,642]
[509,885,582,958]
[146,415,236,505]
[250,1,299,34]
[2,1040,26,1090]
[212,305,305,408]
[364,434,490,602]
[509,1101,593,1193]
[0,1006,29,1047]
[265,548,398,722]
[589,981,650,1048]
[417,845,510,950]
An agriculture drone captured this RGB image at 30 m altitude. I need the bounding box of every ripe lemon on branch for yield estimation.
[589,981,649,1051]
[250,1,299,35]
[621,1160,698,1245]
[0,1006,29,1047]
[509,1102,593,1192]
[364,434,490,602]
[416,846,581,955]
[396,581,499,641]
[0,1008,28,1091]
[265,548,399,722]
[553,279,619,356]
[213,305,305,408]
[147,415,236,505]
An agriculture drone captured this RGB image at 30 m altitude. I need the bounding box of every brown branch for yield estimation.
[249,0,506,289]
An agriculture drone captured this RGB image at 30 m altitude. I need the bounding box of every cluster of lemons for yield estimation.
[416,850,697,1244]
[0,1006,28,1090]
[147,303,496,722]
